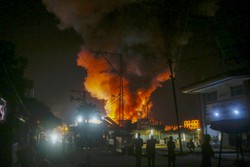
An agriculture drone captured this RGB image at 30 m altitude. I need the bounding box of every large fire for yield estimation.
[42,0,220,125]
[77,49,170,123]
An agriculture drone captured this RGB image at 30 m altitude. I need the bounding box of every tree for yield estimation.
[0,40,61,128]
[0,40,33,167]
[0,40,33,110]
[0,41,61,166]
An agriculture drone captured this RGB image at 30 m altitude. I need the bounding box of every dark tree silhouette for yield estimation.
[0,41,61,166]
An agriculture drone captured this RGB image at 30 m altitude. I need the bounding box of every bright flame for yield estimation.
[77,49,171,123]
[42,0,220,124]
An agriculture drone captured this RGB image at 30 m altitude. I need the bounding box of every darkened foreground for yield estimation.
[46,147,250,167]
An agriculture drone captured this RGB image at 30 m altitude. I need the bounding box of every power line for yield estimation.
[0,58,30,115]
[175,0,192,72]
[104,64,169,110]
[90,49,124,124]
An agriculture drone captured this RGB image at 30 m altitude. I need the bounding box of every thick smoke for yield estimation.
[42,0,219,121]
[43,0,219,72]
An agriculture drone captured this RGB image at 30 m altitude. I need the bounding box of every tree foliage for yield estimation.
[0,40,61,129]
[0,40,33,107]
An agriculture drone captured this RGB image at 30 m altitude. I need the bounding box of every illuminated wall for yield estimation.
[206,98,248,122]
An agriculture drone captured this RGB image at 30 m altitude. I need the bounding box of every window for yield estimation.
[231,85,244,97]
[206,92,217,102]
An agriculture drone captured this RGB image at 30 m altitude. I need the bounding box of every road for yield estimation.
[46,146,250,167]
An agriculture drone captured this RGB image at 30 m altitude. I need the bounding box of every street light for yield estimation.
[77,113,103,125]
[214,112,219,117]
[77,116,83,123]
[50,133,59,144]
[233,110,239,115]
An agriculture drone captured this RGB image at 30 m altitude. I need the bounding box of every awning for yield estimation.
[210,118,250,133]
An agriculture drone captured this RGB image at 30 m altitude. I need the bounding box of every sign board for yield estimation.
[184,120,200,130]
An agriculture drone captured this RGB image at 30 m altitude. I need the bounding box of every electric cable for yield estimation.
[0,58,30,115]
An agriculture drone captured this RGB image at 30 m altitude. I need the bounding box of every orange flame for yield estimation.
[77,49,170,123]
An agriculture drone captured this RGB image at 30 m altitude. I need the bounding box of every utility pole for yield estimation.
[90,49,124,126]
[169,59,183,153]
[120,53,124,125]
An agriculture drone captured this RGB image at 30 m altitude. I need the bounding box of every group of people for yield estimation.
[14,136,53,167]
[134,133,157,167]
[133,133,176,167]
[133,133,214,167]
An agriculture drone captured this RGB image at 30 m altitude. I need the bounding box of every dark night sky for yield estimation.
[0,0,86,123]
[1,0,248,124]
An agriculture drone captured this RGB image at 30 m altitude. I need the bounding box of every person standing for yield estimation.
[201,134,214,167]
[146,135,156,167]
[134,133,144,167]
[188,139,195,153]
[167,136,176,167]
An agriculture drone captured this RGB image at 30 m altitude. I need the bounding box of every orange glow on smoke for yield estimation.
[77,49,170,123]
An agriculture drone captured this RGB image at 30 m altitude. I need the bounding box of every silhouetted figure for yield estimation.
[134,133,143,167]
[236,134,244,159]
[201,134,214,167]
[62,135,67,153]
[146,135,156,167]
[188,139,195,153]
[235,134,246,166]
[167,136,176,167]
[38,134,48,158]
[68,135,74,152]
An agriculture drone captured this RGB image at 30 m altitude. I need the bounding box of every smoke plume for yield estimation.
[43,0,219,122]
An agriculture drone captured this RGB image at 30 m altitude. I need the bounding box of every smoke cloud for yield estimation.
[42,0,219,121]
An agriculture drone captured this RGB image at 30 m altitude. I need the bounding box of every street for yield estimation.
[46,146,250,167]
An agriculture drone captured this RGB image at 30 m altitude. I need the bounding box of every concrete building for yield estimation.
[181,71,250,148]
